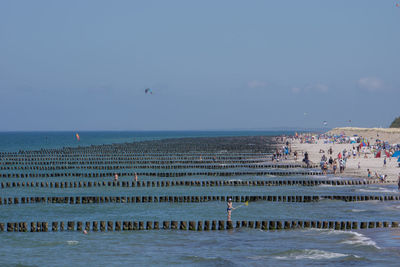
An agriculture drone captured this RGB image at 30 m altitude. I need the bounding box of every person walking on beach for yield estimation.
[339,159,344,173]
[227,198,233,221]
[383,157,387,168]
[333,160,337,174]
[398,173,400,191]
[304,152,309,167]
[322,162,328,175]
[328,156,333,166]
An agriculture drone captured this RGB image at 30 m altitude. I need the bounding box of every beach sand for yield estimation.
[328,127,400,144]
[292,141,400,183]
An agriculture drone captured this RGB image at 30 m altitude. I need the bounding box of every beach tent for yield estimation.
[398,157,400,162]
[375,151,381,158]
[392,151,400,158]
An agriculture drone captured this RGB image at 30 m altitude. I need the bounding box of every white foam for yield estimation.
[351,209,366,213]
[322,230,380,249]
[356,187,399,194]
[341,231,380,249]
[274,249,354,260]
[67,240,79,245]
[317,184,333,187]
[323,229,347,235]
[228,179,242,182]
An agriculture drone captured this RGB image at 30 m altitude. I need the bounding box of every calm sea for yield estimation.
[0,131,291,152]
[0,131,399,267]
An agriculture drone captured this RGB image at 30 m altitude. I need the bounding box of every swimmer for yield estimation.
[114,173,118,181]
[227,198,233,221]
[83,230,87,235]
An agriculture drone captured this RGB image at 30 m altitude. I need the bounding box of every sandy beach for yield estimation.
[290,128,400,183]
[329,127,400,144]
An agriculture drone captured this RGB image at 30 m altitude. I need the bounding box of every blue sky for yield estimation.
[0,0,399,131]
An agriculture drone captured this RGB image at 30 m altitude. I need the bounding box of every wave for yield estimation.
[272,249,359,260]
[180,255,236,266]
[356,187,399,194]
[308,229,380,249]
[228,179,242,182]
[317,184,333,187]
[350,209,367,213]
[340,231,380,249]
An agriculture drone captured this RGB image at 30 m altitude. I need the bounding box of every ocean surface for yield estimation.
[0,131,291,152]
[1,131,400,267]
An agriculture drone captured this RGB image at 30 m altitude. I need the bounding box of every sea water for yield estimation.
[0,131,400,266]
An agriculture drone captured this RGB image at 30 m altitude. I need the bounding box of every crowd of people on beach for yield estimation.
[271,140,291,162]
[284,132,400,184]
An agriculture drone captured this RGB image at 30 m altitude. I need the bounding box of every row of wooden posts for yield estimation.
[0,170,322,178]
[0,163,307,170]
[0,153,271,160]
[0,150,273,157]
[1,194,399,205]
[0,178,384,189]
[0,159,267,166]
[1,220,399,232]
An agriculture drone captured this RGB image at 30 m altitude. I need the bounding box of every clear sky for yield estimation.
[1,0,399,131]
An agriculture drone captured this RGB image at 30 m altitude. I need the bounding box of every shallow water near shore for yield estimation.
[1,228,399,266]
[1,131,400,266]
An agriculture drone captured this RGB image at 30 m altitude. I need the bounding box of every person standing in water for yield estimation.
[227,198,233,221]
[134,172,138,182]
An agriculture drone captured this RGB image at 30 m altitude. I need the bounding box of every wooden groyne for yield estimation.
[0,170,322,178]
[0,163,311,170]
[0,220,398,232]
[0,178,388,189]
[1,194,399,205]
